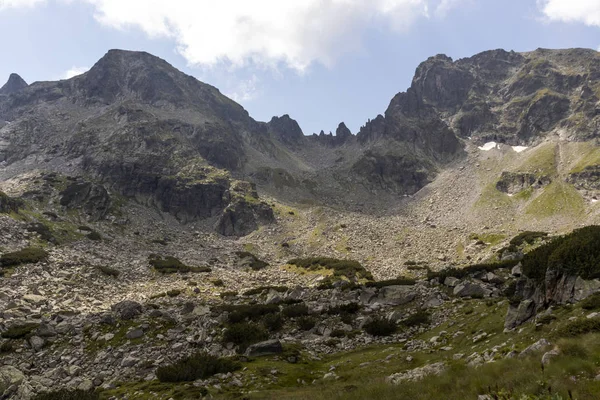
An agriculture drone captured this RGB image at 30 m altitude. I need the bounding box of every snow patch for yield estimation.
[592,199,598,204]
[512,146,528,153]
[478,142,498,151]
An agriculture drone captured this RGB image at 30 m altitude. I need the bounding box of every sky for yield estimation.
[0,0,599,135]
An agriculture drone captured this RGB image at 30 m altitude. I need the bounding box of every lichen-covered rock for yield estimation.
[244,339,283,357]
[215,199,274,237]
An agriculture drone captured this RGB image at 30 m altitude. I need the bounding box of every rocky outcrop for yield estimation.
[496,172,551,194]
[215,198,274,237]
[568,166,600,191]
[59,181,111,221]
[0,73,28,95]
[268,115,304,145]
[0,192,23,214]
[244,339,283,357]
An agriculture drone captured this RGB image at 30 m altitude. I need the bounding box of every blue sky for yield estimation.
[1,0,599,135]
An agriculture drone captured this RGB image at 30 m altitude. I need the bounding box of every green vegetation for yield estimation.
[0,191,23,214]
[365,278,416,288]
[326,303,360,315]
[166,289,182,297]
[87,230,102,241]
[243,286,288,296]
[156,352,240,382]
[96,265,120,278]
[297,316,317,331]
[401,311,431,327]
[363,318,397,336]
[469,232,507,246]
[581,293,600,310]
[0,247,48,267]
[262,312,284,332]
[221,304,280,324]
[510,231,548,247]
[556,318,600,337]
[427,259,520,281]
[235,251,269,271]
[148,255,211,274]
[569,145,600,173]
[222,322,269,352]
[282,303,309,318]
[522,226,600,282]
[525,181,584,219]
[33,390,99,400]
[287,257,373,282]
[1,323,40,339]
[474,184,514,210]
[516,142,556,177]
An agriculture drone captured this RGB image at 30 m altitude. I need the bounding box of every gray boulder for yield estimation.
[453,281,491,298]
[0,365,25,397]
[112,300,143,320]
[244,339,283,357]
[505,299,536,330]
[375,285,417,305]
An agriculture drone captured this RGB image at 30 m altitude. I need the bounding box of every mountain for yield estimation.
[0,73,27,95]
[3,47,600,399]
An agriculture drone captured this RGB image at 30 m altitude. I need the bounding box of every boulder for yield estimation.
[60,181,111,221]
[519,338,551,358]
[504,299,536,330]
[386,362,446,384]
[215,199,274,237]
[374,285,416,305]
[244,339,283,357]
[111,300,143,320]
[453,281,491,298]
[0,366,25,397]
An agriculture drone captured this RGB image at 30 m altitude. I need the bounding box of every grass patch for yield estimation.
[581,293,600,310]
[469,232,507,246]
[156,352,240,382]
[556,318,600,337]
[516,141,556,177]
[525,181,584,219]
[32,390,99,400]
[1,323,40,339]
[401,311,431,327]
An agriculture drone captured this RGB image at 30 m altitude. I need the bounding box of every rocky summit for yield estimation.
[2,48,600,400]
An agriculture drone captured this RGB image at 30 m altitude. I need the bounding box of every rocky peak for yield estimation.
[335,122,352,142]
[0,73,28,95]
[268,114,304,144]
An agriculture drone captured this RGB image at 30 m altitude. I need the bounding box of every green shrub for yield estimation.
[212,279,225,287]
[327,303,360,315]
[297,316,316,331]
[364,318,397,336]
[219,291,238,299]
[32,390,99,400]
[243,286,288,296]
[0,191,23,214]
[1,323,40,339]
[401,311,431,327]
[87,231,102,241]
[330,329,346,338]
[287,257,373,281]
[282,303,309,318]
[509,231,548,247]
[365,277,416,288]
[522,226,600,282]
[0,247,48,267]
[235,251,269,271]
[340,312,354,325]
[156,352,241,382]
[262,313,284,332]
[222,323,269,352]
[148,255,210,274]
[581,293,600,310]
[221,304,279,323]
[166,289,182,297]
[427,259,519,281]
[556,318,600,337]
[97,265,119,277]
[536,314,557,325]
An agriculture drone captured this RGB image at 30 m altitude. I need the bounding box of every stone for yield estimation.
[386,362,446,384]
[444,277,460,287]
[453,281,491,298]
[36,323,57,337]
[29,336,45,351]
[112,300,143,320]
[504,299,536,330]
[0,366,25,395]
[244,339,283,357]
[23,294,46,305]
[541,349,560,365]
[519,339,551,358]
[121,356,139,367]
[375,285,416,305]
[126,328,144,339]
[511,264,522,277]
[78,379,94,392]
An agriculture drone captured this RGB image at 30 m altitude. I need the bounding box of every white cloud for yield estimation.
[76,0,433,72]
[225,75,260,103]
[0,0,45,9]
[538,0,600,27]
[63,66,89,79]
